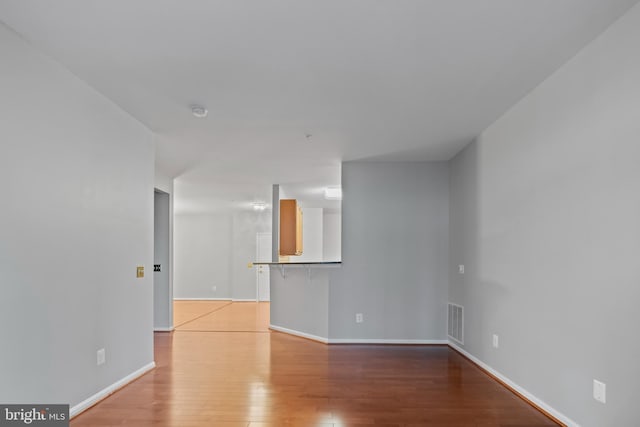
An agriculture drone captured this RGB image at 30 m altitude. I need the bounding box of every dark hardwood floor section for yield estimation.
[71,303,559,426]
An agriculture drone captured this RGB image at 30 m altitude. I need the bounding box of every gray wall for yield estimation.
[449,4,640,425]
[329,162,449,340]
[0,23,154,406]
[174,210,271,300]
[270,267,330,339]
[174,214,233,299]
[323,212,341,261]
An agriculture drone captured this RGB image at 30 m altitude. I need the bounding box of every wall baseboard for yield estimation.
[173,298,232,301]
[269,324,329,343]
[448,342,578,427]
[232,299,258,302]
[269,325,448,346]
[70,361,155,418]
[154,327,174,332]
[329,338,448,345]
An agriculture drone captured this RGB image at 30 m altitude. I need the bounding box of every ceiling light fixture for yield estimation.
[252,202,267,211]
[324,187,342,200]
[191,105,208,118]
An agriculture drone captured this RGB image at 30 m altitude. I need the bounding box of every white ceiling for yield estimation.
[1,0,637,213]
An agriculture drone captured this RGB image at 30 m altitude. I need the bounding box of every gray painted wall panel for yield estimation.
[329,162,449,340]
[0,23,154,407]
[270,267,330,339]
[449,4,640,425]
[174,214,233,299]
[174,211,271,300]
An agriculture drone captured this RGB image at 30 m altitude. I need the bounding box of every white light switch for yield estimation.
[458,265,465,274]
[492,334,499,348]
[97,348,106,366]
[593,379,606,404]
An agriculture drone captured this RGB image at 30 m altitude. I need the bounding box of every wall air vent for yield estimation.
[448,303,464,344]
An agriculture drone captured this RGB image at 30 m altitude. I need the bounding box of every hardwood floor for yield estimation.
[71,302,559,427]
[175,301,270,332]
[173,300,233,328]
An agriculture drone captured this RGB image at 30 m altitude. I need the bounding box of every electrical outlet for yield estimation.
[212,285,217,292]
[593,380,606,404]
[97,348,106,366]
[356,313,363,323]
[458,265,465,274]
[492,334,499,348]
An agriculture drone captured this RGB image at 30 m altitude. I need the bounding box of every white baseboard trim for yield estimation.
[329,338,448,344]
[448,342,578,427]
[70,361,156,418]
[154,327,174,332]
[269,325,449,346]
[173,298,231,301]
[232,299,258,302]
[269,324,329,343]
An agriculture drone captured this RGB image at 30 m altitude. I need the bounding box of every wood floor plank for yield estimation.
[176,301,270,332]
[71,302,560,426]
[173,300,232,327]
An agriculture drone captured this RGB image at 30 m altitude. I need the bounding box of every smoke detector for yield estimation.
[191,105,208,118]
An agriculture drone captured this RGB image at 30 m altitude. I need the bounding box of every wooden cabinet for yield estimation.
[279,199,303,256]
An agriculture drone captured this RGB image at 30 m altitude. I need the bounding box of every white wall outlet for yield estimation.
[492,334,499,348]
[97,348,106,366]
[212,285,217,292]
[355,313,363,323]
[458,264,465,274]
[593,379,606,404]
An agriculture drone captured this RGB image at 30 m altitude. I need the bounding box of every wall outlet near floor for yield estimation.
[492,334,499,348]
[212,285,217,292]
[458,264,465,274]
[97,348,106,366]
[356,313,364,323]
[593,379,606,404]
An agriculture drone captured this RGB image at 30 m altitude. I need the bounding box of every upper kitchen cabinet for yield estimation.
[279,199,303,256]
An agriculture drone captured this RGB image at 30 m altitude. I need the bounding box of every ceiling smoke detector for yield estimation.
[191,105,208,118]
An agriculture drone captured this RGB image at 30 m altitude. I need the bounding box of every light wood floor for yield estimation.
[174,300,270,332]
[71,301,559,427]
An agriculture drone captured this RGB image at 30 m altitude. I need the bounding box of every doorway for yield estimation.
[154,189,172,331]
[256,232,272,301]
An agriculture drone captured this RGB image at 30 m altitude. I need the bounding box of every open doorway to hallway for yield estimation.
[154,189,173,331]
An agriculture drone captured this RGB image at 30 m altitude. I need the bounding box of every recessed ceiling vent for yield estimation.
[448,303,464,344]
